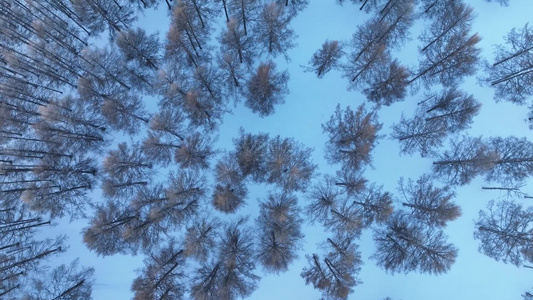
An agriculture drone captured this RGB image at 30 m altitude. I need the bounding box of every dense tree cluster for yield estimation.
[0,0,531,299]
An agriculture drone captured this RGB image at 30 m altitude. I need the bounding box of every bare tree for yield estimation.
[190,218,259,300]
[256,192,303,273]
[301,232,362,300]
[485,136,533,185]
[334,167,368,198]
[391,112,447,157]
[217,52,247,100]
[392,88,480,157]
[362,59,409,106]
[410,1,480,88]
[103,142,153,182]
[480,23,532,106]
[351,183,393,227]
[233,129,269,181]
[19,155,97,219]
[305,175,345,224]
[324,198,364,237]
[219,19,257,66]
[254,2,296,59]
[227,0,261,36]
[152,170,205,228]
[399,175,460,227]
[175,132,216,170]
[306,40,344,78]
[474,200,533,266]
[116,27,160,69]
[265,135,316,192]
[131,240,186,300]
[24,259,94,300]
[322,104,382,171]
[432,136,499,186]
[244,60,289,117]
[524,291,533,300]
[212,181,247,213]
[184,216,221,262]
[371,212,457,275]
[421,88,481,132]
[212,153,248,213]
[82,200,139,256]
[71,0,135,39]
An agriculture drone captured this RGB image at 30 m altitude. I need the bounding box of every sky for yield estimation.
[39,1,533,299]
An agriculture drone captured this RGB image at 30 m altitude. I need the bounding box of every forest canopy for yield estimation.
[0,0,531,299]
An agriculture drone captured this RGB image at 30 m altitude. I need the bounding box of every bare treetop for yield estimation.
[323,104,383,171]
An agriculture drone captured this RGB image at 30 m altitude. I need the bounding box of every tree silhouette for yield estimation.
[371,212,457,274]
[254,2,296,59]
[116,28,160,69]
[103,142,153,182]
[190,218,259,300]
[131,240,186,300]
[391,112,447,157]
[233,130,269,181]
[399,175,460,227]
[227,0,261,36]
[474,200,533,266]
[82,200,140,256]
[485,136,533,185]
[323,104,382,171]
[480,23,532,105]
[219,19,257,66]
[410,1,480,88]
[23,259,94,300]
[184,216,221,262]
[305,175,345,224]
[256,192,303,273]
[71,0,135,39]
[362,59,409,106]
[301,232,362,300]
[432,136,499,186]
[264,135,316,192]
[393,88,479,157]
[421,88,481,132]
[351,183,394,227]
[306,40,344,78]
[244,60,289,117]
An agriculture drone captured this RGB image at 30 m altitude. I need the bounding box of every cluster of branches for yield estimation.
[391,87,481,157]
[0,206,94,298]
[0,0,311,298]
[432,135,533,187]
[474,199,533,268]
[126,193,305,299]
[212,129,316,214]
[307,0,416,107]
[308,0,483,111]
[479,23,533,128]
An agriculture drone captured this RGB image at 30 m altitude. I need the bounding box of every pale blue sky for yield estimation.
[42,1,533,299]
